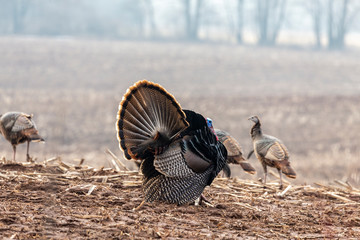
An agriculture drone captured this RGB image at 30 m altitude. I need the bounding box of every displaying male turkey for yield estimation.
[131,127,255,178]
[116,80,227,205]
[247,116,296,189]
[215,129,256,177]
[0,112,44,162]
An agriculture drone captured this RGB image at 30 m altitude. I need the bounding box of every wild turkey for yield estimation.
[247,116,296,189]
[132,128,255,178]
[0,112,44,162]
[215,129,256,177]
[116,80,227,205]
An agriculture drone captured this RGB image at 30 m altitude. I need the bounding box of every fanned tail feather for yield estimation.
[24,128,45,142]
[29,134,45,142]
[280,161,296,179]
[117,80,189,160]
[239,162,256,175]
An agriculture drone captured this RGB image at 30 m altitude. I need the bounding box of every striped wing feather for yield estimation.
[215,129,243,161]
[13,114,35,132]
[264,141,289,161]
[216,129,256,174]
[219,133,241,157]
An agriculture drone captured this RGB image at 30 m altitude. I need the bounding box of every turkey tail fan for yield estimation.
[25,128,45,142]
[280,161,296,179]
[116,80,189,160]
[239,162,256,175]
[29,134,45,142]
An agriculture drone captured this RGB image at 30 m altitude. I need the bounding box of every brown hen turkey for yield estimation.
[0,112,44,162]
[215,129,256,177]
[248,116,296,189]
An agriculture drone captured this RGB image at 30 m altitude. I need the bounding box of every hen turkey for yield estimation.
[248,116,296,189]
[116,80,227,205]
[0,112,44,162]
[215,129,256,177]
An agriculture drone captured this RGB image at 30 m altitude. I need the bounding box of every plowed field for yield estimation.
[0,161,359,239]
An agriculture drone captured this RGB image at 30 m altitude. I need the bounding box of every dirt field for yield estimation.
[0,161,359,239]
[0,37,360,239]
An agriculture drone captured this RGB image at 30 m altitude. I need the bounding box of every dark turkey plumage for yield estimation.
[0,112,44,162]
[215,129,256,177]
[116,80,227,205]
[248,116,296,189]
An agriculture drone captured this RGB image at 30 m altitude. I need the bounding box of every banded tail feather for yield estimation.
[280,161,296,179]
[116,80,189,160]
[239,162,256,175]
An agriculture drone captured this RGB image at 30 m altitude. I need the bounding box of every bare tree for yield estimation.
[142,0,157,39]
[305,0,323,49]
[117,0,146,39]
[255,0,287,46]
[236,0,244,44]
[327,0,360,49]
[183,0,204,40]
[222,0,245,44]
[11,0,31,34]
[0,0,12,34]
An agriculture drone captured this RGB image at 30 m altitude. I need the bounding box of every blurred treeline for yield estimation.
[0,0,359,49]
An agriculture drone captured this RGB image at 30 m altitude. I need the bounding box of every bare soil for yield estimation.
[1,37,360,239]
[0,162,359,239]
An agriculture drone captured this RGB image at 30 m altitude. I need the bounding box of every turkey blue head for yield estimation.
[206,118,213,129]
[206,118,218,140]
